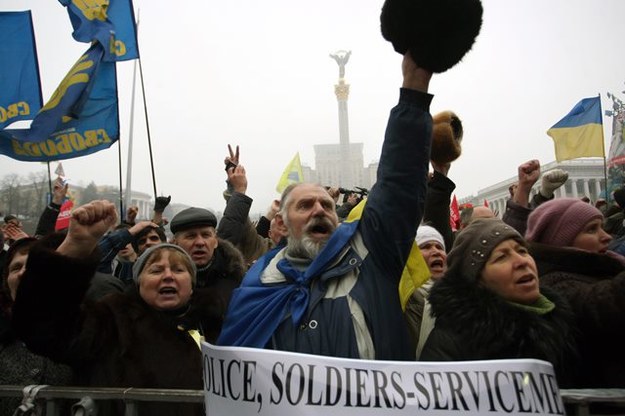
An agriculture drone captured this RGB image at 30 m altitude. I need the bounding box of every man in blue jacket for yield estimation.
[218,52,433,360]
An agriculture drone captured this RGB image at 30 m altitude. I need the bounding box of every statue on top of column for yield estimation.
[329,50,351,79]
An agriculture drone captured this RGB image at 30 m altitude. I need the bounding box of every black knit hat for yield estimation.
[170,207,217,234]
[446,218,525,282]
[613,187,625,208]
[380,0,483,73]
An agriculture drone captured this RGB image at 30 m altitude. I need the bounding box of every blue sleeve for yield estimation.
[96,229,133,273]
[360,88,433,281]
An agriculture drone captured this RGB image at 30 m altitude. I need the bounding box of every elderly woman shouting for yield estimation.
[12,200,219,416]
[420,218,580,388]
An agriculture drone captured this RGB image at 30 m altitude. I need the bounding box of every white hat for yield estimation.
[415,225,445,251]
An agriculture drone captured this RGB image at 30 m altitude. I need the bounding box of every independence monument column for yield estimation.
[330,50,352,188]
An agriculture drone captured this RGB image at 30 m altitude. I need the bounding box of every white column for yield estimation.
[571,179,578,198]
[594,178,602,199]
[583,179,590,199]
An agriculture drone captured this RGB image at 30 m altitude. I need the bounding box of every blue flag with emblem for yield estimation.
[0,43,119,162]
[59,0,139,62]
[0,11,42,130]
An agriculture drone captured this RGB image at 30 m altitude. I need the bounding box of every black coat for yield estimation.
[530,242,625,388]
[12,243,227,416]
[420,272,580,388]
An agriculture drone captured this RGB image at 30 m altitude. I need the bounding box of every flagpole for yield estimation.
[117,127,124,218]
[599,93,609,199]
[46,161,52,196]
[138,52,158,199]
[124,17,140,216]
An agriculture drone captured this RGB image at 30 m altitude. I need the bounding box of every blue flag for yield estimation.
[59,0,139,62]
[0,43,119,162]
[546,96,604,162]
[0,11,42,130]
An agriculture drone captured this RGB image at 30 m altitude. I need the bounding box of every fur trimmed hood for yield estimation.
[427,272,580,386]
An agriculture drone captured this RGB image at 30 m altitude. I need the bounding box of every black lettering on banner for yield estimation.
[428,372,449,410]
[413,372,430,410]
[371,369,391,408]
[462,371,481,409]
[390,371,406,409]
[481,371,497,412]
[270,362,284,405]
[446,371,469,411]
[344,367,352,407]
[510,371,532,413]
[306,364,322,406]
[545,374,564,415]
[285,363,305,405]
[219,358,227,398]
[210,357,219,396]
[527,372,559,414]
[354,368,371,407]
[528,372,549,413]
[203,355,211,392]
[494,370,514,413]
[242,360,257,403]
[325,366,342,406]
[226,360,241,400]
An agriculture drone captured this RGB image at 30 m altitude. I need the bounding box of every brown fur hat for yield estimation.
[380,0,483,73]
[431,111,463,165]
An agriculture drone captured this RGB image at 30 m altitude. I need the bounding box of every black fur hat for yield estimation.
[380,0,483,73]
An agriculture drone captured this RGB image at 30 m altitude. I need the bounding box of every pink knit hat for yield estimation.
[525,198,603,247]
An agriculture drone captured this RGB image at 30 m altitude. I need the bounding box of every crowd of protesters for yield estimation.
[2,51,625,416]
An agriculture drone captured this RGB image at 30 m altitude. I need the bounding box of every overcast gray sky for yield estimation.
[2,0,625,216]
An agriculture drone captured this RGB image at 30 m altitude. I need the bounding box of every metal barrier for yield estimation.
[1,385,625,415]
[0,385,203,416]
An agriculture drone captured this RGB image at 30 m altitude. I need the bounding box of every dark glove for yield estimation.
[154,196,171,213]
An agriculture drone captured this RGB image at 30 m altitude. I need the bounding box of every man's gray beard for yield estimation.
[286,234,326,260]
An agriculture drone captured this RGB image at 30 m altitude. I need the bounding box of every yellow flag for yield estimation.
[345,199,430,311]
[276,153,304,193]
[546,97,604,162]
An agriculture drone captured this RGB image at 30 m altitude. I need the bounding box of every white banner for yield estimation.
[202,343,564,416]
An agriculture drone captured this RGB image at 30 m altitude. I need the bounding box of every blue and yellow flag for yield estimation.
[345,199,430,311]
[59,0,139,62]
[276,152,304,193]
[0,43,119,162]
[0,11,42,130]
[547,96,604,162]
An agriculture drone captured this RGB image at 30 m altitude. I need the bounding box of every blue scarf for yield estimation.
[217,220,359,348]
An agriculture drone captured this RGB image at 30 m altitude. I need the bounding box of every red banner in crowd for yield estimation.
[55,199,74,231]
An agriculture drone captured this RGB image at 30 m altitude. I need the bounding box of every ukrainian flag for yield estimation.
[547,96,604,162]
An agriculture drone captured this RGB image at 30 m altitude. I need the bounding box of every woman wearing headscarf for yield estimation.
[12,200,224,416]
[525,197,625,388]
[421,218,579,388]
[1,237,73,416]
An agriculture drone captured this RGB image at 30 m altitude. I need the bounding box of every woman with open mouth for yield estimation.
[420,218,580,389]
[12,200,217,416]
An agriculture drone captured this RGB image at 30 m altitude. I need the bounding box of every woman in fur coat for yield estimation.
[12,201,224,416]
[526,197,625,388]
[421,218,580,388]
